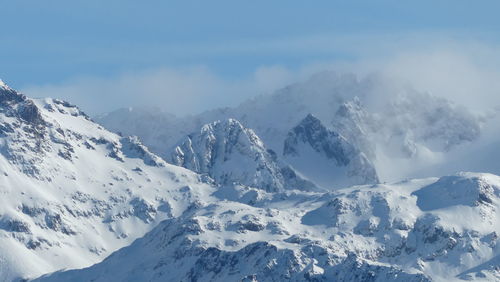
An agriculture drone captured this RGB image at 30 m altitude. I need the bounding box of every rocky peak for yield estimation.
[0,80,26,105]
[284,114,352,166]
[0,81,44,125]
[171,118,260,173]
[170,118,317,192]
[283,114,379,188]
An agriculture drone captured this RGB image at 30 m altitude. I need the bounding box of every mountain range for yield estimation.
[0,73,498,281]
[97,72,486,183]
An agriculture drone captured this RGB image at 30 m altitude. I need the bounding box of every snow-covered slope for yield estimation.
[36,172,500,281]
[283,114,378,189]
[0,83,215,281]
[170,118,318,192]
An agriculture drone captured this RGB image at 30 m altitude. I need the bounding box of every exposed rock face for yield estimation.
[284,114,351,165]
[170,118,318,192]
[283,114,378,189]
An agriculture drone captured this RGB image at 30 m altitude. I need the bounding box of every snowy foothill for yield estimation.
[36,173,500,281]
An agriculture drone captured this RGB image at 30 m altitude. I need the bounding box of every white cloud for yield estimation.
[376,48,500,113]
[21,66,292,116]
[21,36,500,117]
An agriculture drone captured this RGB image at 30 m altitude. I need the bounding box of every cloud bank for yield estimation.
[20,36,500,117]
[21,65,301,116]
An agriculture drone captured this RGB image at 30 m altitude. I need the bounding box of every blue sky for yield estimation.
[1,1,500,114]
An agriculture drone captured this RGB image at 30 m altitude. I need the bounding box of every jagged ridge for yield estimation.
[283,114,379,189]
[170,118,318,192]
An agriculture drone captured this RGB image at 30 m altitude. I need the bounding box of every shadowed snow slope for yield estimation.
[36,172,500,282]
[283,114,379,189]
[413,172,500,211]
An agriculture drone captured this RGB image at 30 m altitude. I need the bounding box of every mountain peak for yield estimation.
[200,118,246,135]
[0,80,27,104]
[170,118,317,192]
[284,114,379,188]
[302,113,321,125]
[284,114,343,159]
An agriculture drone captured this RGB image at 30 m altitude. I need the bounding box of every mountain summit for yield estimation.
[283,114,378,188]
[170,118,317,192]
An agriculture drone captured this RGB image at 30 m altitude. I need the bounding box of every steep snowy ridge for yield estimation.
[36,172,500,281]
[284,114,379,189]
[170,118,318,192]
[0,83,216,281]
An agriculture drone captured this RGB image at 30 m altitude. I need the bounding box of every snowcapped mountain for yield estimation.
[283,114,378,188]
[0,82,215,281]
[96,72,486,182]
[170,118,318,192]
[0,73,497,282]
[96,72,375,156]
[36,172,500,281]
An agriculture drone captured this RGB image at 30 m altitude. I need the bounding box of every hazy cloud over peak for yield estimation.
[19,38,500,116]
